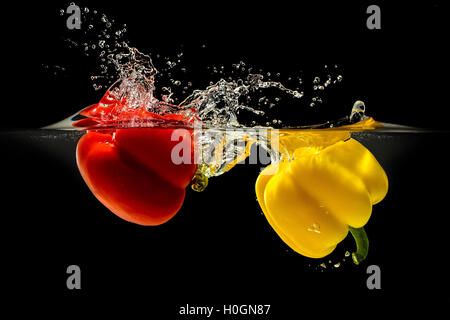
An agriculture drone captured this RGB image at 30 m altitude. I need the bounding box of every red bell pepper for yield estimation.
[75,92,197,226]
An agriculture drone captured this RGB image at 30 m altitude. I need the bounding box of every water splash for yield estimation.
[179,74,304,127]
[350,100,366,123]
[46,7,412,179]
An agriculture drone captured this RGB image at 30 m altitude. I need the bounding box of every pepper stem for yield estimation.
[349,226,369,265]
[191,166,209,192]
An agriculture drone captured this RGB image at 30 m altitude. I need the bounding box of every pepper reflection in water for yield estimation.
[255,118,388,264]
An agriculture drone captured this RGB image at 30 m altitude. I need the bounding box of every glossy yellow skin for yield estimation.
[256,138,388,258]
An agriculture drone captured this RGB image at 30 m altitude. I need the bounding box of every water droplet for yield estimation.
[350,100,366,122]
[334,262,341,268]
[337,75,343,82]
[320,263,327,269]
[345,251,350,257]
[307,223,321,233]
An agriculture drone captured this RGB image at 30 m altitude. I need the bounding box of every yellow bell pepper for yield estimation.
[256,136,388,264]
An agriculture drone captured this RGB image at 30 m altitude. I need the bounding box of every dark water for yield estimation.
[1,128,449,315]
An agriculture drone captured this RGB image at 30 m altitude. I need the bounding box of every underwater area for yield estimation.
[2,1,449,316]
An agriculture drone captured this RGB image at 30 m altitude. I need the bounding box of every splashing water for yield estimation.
[43,42,411,178]
[45,8,420,178]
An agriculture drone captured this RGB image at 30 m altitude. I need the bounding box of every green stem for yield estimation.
[191,171,208,192]
[349,226,369,265]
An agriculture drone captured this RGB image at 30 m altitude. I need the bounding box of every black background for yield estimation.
[2,0,449,316]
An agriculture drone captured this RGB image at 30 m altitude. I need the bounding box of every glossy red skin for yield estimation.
[76,126,197,226]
